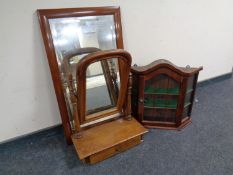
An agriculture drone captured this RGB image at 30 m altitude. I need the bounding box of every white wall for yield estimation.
[0,0,233,142]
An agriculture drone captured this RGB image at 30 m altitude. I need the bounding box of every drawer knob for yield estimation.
[139,99,144,103]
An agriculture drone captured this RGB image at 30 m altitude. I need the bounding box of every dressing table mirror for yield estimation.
[70,50,147,164]
[37,7,124,144]
[76,50,130,126]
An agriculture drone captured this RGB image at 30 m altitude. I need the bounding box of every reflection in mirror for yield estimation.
[49,15,116,68]
[48,15,117,125]
[86,58,120,117]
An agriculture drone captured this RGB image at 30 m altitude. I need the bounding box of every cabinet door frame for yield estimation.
[138,75,145,122]
[140,68,183,125]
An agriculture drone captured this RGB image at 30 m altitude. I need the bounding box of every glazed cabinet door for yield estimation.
[139,68,183,126]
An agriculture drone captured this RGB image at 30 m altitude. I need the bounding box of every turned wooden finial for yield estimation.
[67,75,81,137]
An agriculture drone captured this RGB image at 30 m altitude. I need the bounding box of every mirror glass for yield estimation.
[49,15,116,68]
[48,15,118,123]
[86,58,120,118]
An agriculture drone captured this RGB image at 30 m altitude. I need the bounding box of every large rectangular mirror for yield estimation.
[37,7,124,143]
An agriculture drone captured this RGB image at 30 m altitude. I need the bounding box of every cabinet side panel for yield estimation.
[188,73,199,117]
[131,73,139,119]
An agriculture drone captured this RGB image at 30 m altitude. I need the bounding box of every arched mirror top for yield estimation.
[77,49,132,76]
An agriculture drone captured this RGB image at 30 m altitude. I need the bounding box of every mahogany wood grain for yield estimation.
[124,73,133,120]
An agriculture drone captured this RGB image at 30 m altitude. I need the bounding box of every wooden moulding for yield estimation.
[72,118,148,164]
[131,59,203,76]
[142,117,192,131]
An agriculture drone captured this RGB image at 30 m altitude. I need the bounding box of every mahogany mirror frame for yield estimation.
[76,49,132,126]
[37,6,124,144]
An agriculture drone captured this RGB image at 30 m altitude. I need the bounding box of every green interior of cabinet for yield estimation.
[144,99,177,109]
[144,99,191,109]
[143,74,194,122]
[144,87,193,95]
[144,87,179,95]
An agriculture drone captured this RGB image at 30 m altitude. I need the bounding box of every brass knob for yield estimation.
[139,99,144,103]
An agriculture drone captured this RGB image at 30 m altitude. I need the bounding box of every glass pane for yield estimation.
[143,74,179,123]
[86,58,120,117]
[145,74,180,95]
[49,15,116,69]
[182,75,195,119]
[48,15,117,123]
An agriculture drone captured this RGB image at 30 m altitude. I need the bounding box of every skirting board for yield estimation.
[0,71,232,145]
[197,72,232,88]
[0,124,63,145]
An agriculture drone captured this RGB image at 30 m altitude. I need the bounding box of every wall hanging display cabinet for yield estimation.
[131,60,203,130]
[37,6,147,164]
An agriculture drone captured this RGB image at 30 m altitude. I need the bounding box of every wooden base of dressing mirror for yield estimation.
[72,118,147,164]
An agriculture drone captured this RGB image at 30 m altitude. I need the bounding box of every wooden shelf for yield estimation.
[144,87,193,95]
[144,99,177,108]
[144,106,177,110]
[144,100,191,110]
[144,87,179,95]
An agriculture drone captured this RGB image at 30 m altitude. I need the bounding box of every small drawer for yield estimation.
[85,136,142,164]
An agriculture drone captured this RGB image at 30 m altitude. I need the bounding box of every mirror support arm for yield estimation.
[68,75,82,137]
